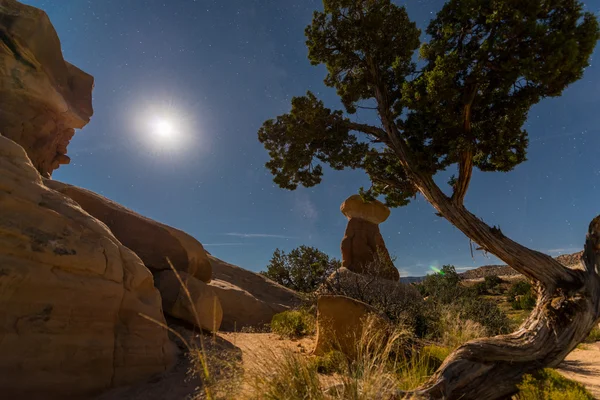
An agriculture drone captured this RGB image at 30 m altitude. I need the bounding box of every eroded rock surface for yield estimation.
[313,295,389,358]
[155,270,223,332]
[0,0,94,177]
[0,135,175,399]
[340,195,399,281]
[44,180,213,283]
[208,255,302,331]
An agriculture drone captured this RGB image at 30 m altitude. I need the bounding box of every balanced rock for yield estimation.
[208,255,302,331]
[340,195,399,281]
[0,135,175,399]
[155,271,223,332]
[313,295,389,358]
[0,0,94,177]
[44,180,213,283]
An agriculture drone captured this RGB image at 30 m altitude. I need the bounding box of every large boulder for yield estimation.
[319,267,424,323]
[0,0,94,177]
[0,135,175,399]
[340,195,399,281]
[313,295,389,358]
[155,271,223,332]
[208,255,302,331]
[44,180,212,283]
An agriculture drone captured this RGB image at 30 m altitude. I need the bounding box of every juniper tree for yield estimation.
[258,0,600,398]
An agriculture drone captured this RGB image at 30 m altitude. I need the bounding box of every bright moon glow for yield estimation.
[153,118,175,138]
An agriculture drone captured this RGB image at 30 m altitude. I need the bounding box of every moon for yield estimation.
[153,118,175,139]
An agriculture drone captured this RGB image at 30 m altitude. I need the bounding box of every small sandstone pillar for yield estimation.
[340,195,399,281]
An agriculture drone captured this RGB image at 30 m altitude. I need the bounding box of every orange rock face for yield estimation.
[313,295,389,358]
[0,0,94,177]
[340,196,399,281]
[0,135,175,399]
[44,180,213,283]
[341,194,390,224]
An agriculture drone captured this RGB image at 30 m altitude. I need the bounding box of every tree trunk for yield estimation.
[397,213,600,400]
[368,71,600,399]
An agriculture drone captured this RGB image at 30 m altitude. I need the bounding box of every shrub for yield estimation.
[507,280,537,310]
[246,349,324,400]
[261,246,341,293]
[515,368,594,400]
[320,250,425,331]
[418,265,462,303]
[271,309,315,338]
[584,325,600,343]
[312,350,347,374]
[416,266,512,337]
[434,307,488,349]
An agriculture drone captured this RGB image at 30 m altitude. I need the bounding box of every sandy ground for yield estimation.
[556,342,600,399]
[95,325,600,400]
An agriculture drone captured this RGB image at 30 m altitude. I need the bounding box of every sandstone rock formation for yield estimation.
[155,271,223,332]
[0,135,175,399]
[44,180,212,283]
[340,194,399,281]
[0,0,94,177]
[208,255,302,331]
[313,295,389,358]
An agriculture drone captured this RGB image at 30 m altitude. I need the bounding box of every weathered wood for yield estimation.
[396,216,600,400]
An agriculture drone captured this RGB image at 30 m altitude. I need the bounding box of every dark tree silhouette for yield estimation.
[257,0,600,398]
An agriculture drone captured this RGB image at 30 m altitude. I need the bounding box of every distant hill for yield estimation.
[400,250,583,283]
[459,250,583,280]
[400,276,425,284]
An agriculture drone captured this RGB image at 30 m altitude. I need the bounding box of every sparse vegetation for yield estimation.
[311,350,347,375]
[261,246,341,293]
[417,266,512,338]
[270,309,316,339]
[257,0,600,395]
[515,369,595,400]
[584,326,600,343]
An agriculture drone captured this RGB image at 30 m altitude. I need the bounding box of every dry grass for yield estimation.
[436,308,487,349]
[139,258,597,400]
[140,259,229,400]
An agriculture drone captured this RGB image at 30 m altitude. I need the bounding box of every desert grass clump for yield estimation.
[583,325,600,343]
[331,317,415,399]
[515,369,594,400]
[271,309,315,338]
[435,307,487,349]
[312,350,348,375]
[245,349,324,400]
[141,259,242,400]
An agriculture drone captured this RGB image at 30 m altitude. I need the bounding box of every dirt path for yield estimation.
[556,342,600,399]
[218,332,315,370]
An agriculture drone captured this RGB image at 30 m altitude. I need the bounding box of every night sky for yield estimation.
[22,0,600,276]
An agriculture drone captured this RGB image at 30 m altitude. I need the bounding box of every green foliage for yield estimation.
[418,265,462,303]
[584,326,600,343]
[312,350,348,374]
[515,368,594,400]
[261,245,341,293]
[258,0,599,207]
[507,280,537,310]
[271,309,316,339]
[484,275,503,291]
[417,265,511,337]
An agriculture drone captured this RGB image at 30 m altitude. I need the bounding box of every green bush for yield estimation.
[508,280,537,310]
[312,350,347,374]
[416,266,511,338]
[261,246,341,293]
[584,326,600,343]
[515,368,594,400]
[271,309,315,338]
